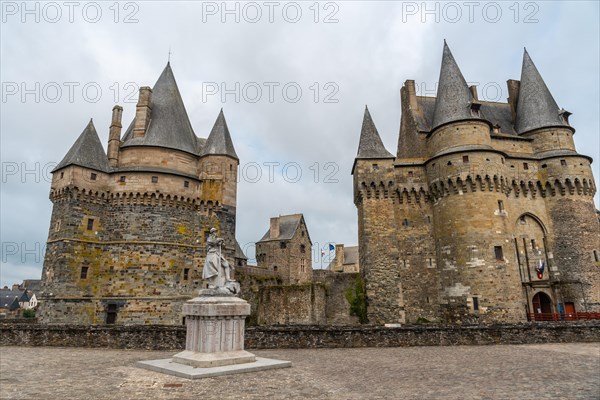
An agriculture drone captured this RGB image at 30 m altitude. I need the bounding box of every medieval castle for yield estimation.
[39,63,245,325]
[38,43,599,326]
[353,42,599,325]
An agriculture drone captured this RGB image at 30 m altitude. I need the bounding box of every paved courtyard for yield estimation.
[1,343,599,399]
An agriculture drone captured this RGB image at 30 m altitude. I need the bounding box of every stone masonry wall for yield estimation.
[2,321,599,350]
[256,283,327,325]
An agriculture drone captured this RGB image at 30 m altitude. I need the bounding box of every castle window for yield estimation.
[184,180,189,188]
[593,250,599,262]
[301,231,305,237]
[301,258,305,272]
[90,173,97,180]
[280,242,287,249]
[447,161,452,166]
[230,164,233,171]
[372,164,379,171]
[531,239,537,250]
[541,164,547,168]
[523,162,529,170]
[300,244,306,253]
[86,218,94,231]
[273,266,278,272]
[80,266,89,279]
[428,258,433,267]
[498,200,504,212]
[560,159,567,166]
[494,246,504,261]
[183,268,190,281]
[426,216,431,224]
[501,158,505,164]
[106,304,117,324]
[151,176,158,183]
[402,219,410,227]
[60,172,64,179]
[408,171,414,177]
[462,155,469,164]
[55,220,61,232]
[473,296,479,311]
[119,176,126,182]
[426,297,430,304]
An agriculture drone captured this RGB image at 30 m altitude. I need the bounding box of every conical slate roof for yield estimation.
[201,109,238,159]
[356,106,394,159]
[515,49,566,134]
[122,63,198,154]
[53,120,110,173]
[431,41,478,130]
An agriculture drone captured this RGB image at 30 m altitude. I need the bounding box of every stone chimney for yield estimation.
[269,217,280,239]
[506,79,520,124]
[404,80,418,110]
[335,244,345,269]
[133,86,152,138]
[108,105,123,168]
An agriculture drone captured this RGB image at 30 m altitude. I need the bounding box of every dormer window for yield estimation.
[90,173,97,181]
[470,101,481,117]
[559,108,572,125]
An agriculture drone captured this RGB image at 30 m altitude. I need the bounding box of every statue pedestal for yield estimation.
[172,293,256,368]
[136,290,291,379]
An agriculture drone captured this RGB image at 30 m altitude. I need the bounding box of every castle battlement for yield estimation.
[38,63,246,326]
[353,42,599,325]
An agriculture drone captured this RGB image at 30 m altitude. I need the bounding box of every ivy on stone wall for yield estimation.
[345,275,367,324]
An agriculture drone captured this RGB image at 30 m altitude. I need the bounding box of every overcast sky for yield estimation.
[1,1,598,287]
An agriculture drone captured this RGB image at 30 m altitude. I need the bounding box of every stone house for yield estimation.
[256,214,313,284]
[327,244,360,273]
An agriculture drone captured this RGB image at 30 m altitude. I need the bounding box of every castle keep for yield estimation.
[353,43,600,325]
[38,63,244,325]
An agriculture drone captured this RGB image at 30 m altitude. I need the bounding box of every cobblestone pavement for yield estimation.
[1,343,599,400]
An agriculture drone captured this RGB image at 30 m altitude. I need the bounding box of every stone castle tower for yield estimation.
[38,63,244,325]
[353,42,599,325]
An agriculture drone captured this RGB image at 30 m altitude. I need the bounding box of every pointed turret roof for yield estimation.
[515,49,567,134]
[431,41,478,130]
[122,62,198,154]
[53,120,110,173]
[201,109,238,159]
[356,106,394,159]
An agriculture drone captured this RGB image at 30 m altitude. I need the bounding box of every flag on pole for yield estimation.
[329,244,335,251]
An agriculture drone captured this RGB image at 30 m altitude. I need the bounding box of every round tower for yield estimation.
[426,43,525,323]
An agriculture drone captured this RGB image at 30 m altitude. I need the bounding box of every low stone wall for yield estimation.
[1,322,599,350]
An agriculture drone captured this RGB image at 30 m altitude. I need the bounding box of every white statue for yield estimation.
[202,228,239,295]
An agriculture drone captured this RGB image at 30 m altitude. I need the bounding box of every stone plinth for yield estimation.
[172,293,255,368]
[136,290,291,378]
